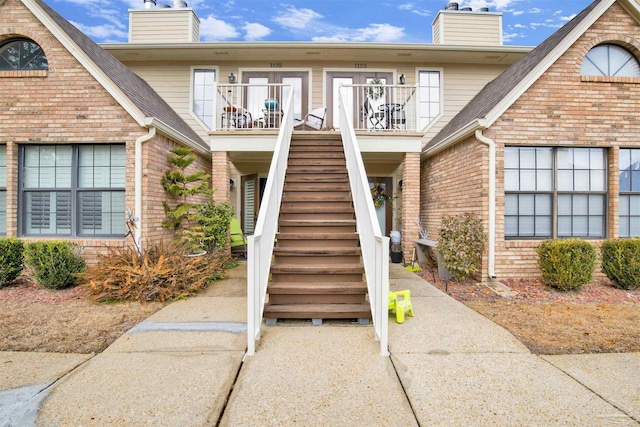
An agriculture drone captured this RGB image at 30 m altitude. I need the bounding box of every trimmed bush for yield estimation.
[537,239,596,291]
[601,238,640,290]
[0,238,24,287]
[437,214,486,281]
[24,241,86,289]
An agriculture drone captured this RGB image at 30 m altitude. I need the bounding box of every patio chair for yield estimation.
[388,289,414,323]
[363,99,385,130]
[230,217,247,258]
[293,107,326,130]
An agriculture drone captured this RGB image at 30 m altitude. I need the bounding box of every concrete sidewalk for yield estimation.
[1,263,638,426]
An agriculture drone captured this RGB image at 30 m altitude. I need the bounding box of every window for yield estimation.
[619,148,640,238]
[0,38,48,71]
[0,145,6,235]
[418,70,441,130]
[192,69,216,129]
[505,147,607,239]
[20,145,125,237]
[580,44,640,77]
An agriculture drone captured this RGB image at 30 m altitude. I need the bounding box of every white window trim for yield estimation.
[415,67,444,134]
[189,66,219,132]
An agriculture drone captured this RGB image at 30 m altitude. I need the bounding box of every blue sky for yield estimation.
[50,0,594,45]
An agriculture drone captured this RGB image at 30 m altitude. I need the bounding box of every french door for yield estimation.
[241,72,308,121]
[327,72,393,129]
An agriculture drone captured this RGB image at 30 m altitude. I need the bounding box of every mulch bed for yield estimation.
[416,267,640,305]
[0,276,88,304]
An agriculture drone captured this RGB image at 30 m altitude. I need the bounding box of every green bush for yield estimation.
[437,214,486,281]
[24,241,86,289]
[0,238,24,287]
[537,239,596,291]
[601,238,640,290]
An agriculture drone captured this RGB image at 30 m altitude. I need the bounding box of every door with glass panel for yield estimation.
[327,72,393,130]
[241,72,308,127]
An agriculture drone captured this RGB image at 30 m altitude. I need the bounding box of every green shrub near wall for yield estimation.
[24,241,86,289]
[537,239,596,291]
[0,238,24,287]
[601,238,640,290]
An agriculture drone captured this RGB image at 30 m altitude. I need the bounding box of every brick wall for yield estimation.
[421,136,489,276]
[0,0,211,263]
[401,152,420,258]
[486,2,640,278]
[211,151,231,202]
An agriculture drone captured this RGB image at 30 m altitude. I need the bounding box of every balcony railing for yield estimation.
[216,83,289,130]
[339,84,419,132]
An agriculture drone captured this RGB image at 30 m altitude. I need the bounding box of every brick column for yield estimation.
[401,152,421,262]
[211,151,231,202]
[609,146,619,239]
[5,142,17,237]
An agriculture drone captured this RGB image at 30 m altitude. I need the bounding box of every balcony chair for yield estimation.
[388,289,414,323]
[230,217,247,258]
[363,99,385,130]
[221,107,253,129]
[293,107,327,130]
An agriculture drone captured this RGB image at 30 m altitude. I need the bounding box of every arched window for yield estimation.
[0,38,48,71]
[581,44,640,77]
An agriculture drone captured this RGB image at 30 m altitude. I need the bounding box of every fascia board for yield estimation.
[22,0,147,127]
[144,117,210,156]
[483,0,615,128]
[423,119,486,158]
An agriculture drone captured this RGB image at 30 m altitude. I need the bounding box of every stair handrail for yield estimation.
[247,90,295,356]
[338,89,390,357]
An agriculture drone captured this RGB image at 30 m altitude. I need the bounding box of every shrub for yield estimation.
[24,241,86,289]
[0,238,24,287]
[437,214,486,281]
[601,238,640,290]
[87,242,230,302]
[537,239,596,291]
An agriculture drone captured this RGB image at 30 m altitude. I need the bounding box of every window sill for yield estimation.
[0,70,48,78]
[581,75,640,84]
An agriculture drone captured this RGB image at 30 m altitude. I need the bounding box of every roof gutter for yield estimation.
[143,117,210,156]
[423,119,486,159]
[475,129,497,280]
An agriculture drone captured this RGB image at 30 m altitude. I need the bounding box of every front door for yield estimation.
[368,177,393,236]
[327,72,393,129]
[242,72,309,123]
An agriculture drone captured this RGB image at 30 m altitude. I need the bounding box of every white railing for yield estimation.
[246,90,295,356]
[216,83,289,130]
[340,84,419,132]
[338,90,390,357]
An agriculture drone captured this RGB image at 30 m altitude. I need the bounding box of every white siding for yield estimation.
[433,12,502,46]
[129,9,199,43]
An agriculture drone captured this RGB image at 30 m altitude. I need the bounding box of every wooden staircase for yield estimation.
[263,133,371,323]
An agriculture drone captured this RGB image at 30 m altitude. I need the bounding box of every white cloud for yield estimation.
[199,15,239,40]
[244,22,271,40]
[273,6,322,30]
[554,10,563,15]
[513,23,526,28]
[559,14,577,22]
[502,31,525,42]
[70,21,128,40]
[398,3,431,17]
[458,0,523,11]
[529,7,543,14]
[313,23,405,43]
[511,10,524,16]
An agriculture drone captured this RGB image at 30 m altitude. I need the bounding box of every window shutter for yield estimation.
[79,192,102,232]
[30,192,51,230]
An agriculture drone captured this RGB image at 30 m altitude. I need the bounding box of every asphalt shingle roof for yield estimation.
[36,0,206,148]
[425,0,604,151]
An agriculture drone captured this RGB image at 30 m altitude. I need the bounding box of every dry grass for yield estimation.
[0,278,164,354]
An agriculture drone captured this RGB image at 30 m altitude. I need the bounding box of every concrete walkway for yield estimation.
[1,263,638,426]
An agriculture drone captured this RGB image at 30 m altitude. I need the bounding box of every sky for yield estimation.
[50,0,596,46]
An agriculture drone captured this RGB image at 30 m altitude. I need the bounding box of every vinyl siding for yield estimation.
[438,13,502,46]
[129,9,198,43]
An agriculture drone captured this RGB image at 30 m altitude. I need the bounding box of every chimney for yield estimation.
[129,0,200,42]
[432,2,503,46]
[143,0,155,9]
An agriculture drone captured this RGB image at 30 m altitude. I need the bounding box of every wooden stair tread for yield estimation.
[284,175,348,183]
[282,193,351,201]
[271,264,364,273]
[268,282,367,294]
[279,205,354,213]
[278,219,356,226]
[273,246,361,256]
[277,232,358,239]
[263,303,371,319]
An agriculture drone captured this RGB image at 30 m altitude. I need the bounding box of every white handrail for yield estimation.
[338,89,390,357]
[247,90,295,356]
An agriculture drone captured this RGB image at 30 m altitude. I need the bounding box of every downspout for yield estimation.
[475,129,496,279]
[134,127,156,253]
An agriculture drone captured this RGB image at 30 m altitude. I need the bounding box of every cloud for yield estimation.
[312,23,405,43]
[513,23,526,28]
[559,14,577,22]
[502,32,525,42]
[529,7,543,14]
[398,3,431,17]
[199,15,240,40]
[273,6,322,30]
[70,21,128,40]
[244,22,271,40]
[458,0,523,11]
[511,10,524,16]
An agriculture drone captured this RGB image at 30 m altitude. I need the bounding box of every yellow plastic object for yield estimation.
[230,218,247,247]
[388,290,414,324]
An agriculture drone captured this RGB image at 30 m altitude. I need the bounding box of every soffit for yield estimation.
[102,43,531,65]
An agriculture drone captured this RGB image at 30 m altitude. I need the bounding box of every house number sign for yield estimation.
[270,63,283,68]
[355,63,368,68]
